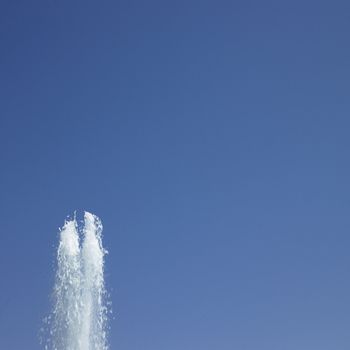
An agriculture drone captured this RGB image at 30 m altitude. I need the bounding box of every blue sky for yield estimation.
[1,0,350,349]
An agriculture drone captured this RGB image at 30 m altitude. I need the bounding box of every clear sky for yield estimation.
[1,0,350,349]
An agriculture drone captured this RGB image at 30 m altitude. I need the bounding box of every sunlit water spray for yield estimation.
[43,212,109,350]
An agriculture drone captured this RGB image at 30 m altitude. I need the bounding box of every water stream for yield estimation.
[45,212,108,350]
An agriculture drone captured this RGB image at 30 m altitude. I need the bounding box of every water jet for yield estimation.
[44,212,109,350]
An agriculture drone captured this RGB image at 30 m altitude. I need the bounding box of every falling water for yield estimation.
[44,212,109,350]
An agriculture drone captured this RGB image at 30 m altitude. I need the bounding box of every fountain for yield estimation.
[44,212,109,350]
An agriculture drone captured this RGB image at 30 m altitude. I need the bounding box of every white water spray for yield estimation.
[44,212,109,350]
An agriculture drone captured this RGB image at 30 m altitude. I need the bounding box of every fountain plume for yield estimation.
[44,212,108,350]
